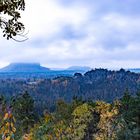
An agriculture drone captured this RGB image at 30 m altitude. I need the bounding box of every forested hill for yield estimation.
[47,68,140,102]
[0,68,140,111]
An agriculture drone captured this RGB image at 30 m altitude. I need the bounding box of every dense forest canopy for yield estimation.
[0,90,140,140]
[0,68,140,113]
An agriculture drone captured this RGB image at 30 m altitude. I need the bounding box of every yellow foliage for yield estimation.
[5,136,11,140]
[12,127,16,133]
[44,114,52,123]
[0,112,16,140]
[4,113,8,120]
[92,101,119,140]
[22,134,33,140]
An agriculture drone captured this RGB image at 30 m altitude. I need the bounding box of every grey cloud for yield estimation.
[0,0,140,68]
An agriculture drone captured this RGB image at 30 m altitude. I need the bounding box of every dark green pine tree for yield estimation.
[10,91,36,138]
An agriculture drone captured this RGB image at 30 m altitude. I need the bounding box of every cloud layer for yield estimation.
[0,0,140,68]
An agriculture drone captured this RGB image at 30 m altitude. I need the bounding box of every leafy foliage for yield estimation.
[66,103,94,140]
[0,111,16,140]
[10,91,35,139]
[0,0,25,40]
[0,96,16,140]
[115,90,140,140]
[0,90,140,140]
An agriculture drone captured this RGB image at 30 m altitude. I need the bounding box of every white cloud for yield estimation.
[22,0,89,38]
[0,0,140,68]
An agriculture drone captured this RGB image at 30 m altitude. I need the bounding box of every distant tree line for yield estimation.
[0,69,140,112]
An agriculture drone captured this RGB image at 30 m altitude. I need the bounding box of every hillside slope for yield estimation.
[0,68,140,112]
[0,63,50,72]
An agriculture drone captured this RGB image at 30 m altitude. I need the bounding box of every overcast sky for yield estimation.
[0,0,140,69]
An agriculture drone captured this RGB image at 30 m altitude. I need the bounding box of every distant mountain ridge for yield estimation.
[67,66,91,71]
[128,68,140,73]
[0,63,50,72]
[0,63,93,79]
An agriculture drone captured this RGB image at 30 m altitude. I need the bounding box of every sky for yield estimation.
[0,0,140,69]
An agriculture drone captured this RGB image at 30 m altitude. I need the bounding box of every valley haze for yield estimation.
[0,63,92,79]
[0,63,139,79]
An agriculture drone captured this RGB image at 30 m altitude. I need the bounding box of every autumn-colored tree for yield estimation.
[30,111,68,140]
[0,111,16,140]
[0,95,6,121]
[64,103,94,140]
[92,101,119,140]
[0,97,16,140]
[1,90,140,140]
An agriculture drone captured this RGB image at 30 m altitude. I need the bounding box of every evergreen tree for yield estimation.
[10,91,35,139]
